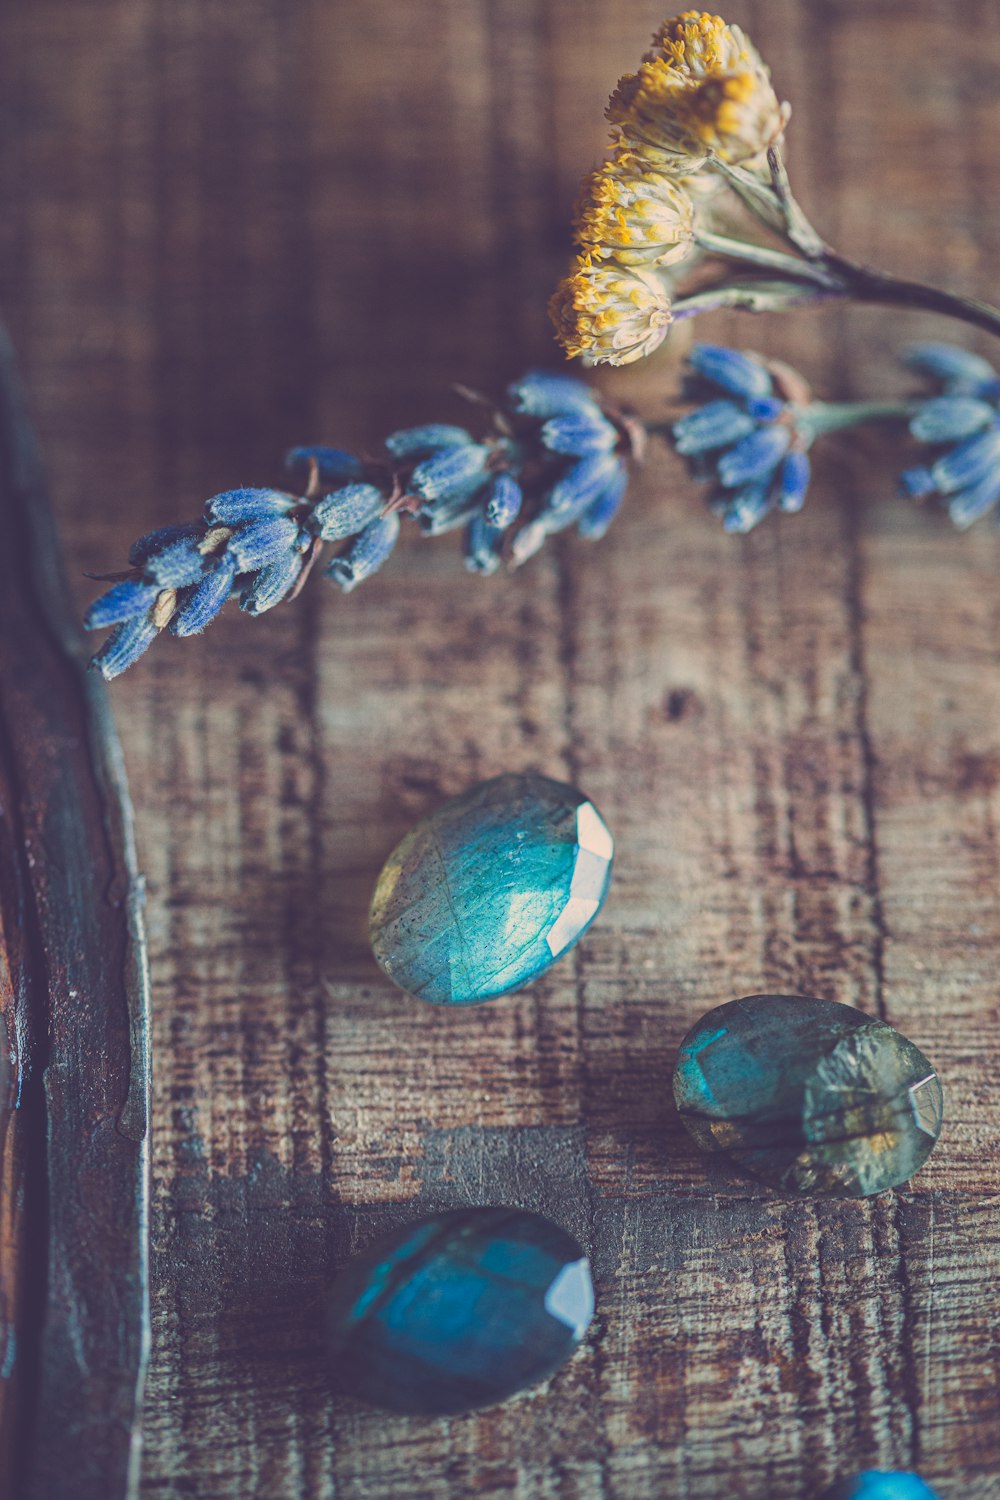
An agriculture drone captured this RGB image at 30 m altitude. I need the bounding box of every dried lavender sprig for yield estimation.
[85,373,637,679]
[660,343,912,533]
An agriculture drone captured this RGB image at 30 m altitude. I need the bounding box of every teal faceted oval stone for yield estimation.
[672,994,943,1198]
[823,1472,941,1500]
[369,772,613,1005]
[325,1206,594,1415]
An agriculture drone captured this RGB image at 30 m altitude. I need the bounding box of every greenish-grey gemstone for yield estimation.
[823,1472,941,1500]
[369,772,613,1005]
[325,1206,594,1415]
[672,994,943,1198]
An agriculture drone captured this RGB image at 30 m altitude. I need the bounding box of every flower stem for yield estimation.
[693,228,841,289]
[800,399,914,438]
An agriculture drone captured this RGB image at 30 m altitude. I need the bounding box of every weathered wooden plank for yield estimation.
[0,324,151,1500]
[0,0,998,1497]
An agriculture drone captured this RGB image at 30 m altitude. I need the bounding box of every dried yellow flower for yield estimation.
[573,153,695,267]
[607,12,789,169]
[549,255,673,367]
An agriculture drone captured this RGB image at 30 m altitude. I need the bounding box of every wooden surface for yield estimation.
[2,1,1000,1496]
[0,335,150,1500]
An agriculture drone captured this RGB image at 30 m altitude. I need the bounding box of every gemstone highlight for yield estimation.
[369,772,613,1005]
[823,1472,941,1500]
[325,1206,594,1415]
[672,994,943,1198]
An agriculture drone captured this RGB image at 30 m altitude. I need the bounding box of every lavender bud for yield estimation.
[722,480,773,533]
[91,615,159,681]
[311,483,385,542]
[508,516,550,567]
[546,452,622,520]
[463,512,505,575]
[541,411,619,457]
[506,371,598,418]
[325,512,400,592]
[226,516,302,571]
[578,467,628,539]
[285,446,362,484]
[717,424,791,488]
[384,424,474,459]
[672,400,756,456]
[908,397,995,444]
[778,450,811,513]
[205,487,297,525]
[240,550,305,614]
[689,344,773,400]
[485,473,523,528]
[169,557,238,637]
[899,465,937,499]
[128,523,202,568]
[411,444,489,503]
[930,426,1000,494]
[85,578,161,630]
[145,537,211,588]
[905,343,998,392]
[947,471,1000,529]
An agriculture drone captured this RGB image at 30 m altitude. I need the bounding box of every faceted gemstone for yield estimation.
[369,772,613,1005]
[823,1472,941,1500]
[325,1206,594,1415]
[672,994,943,1198]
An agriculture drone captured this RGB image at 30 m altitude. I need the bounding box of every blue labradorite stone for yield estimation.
[823,1471,941,1500]
[325,1206,594,1415]
[369,772,613,1005]
[672,994,943,1198]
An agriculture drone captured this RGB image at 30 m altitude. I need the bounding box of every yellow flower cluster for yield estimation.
[551,12,789,366]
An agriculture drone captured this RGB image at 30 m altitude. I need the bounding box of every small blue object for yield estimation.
[716,423,792,488]
[463,510,505,574]
[411,443,490,504]
[901,343,1000,526]
[688,343,774,400]
[325,511,400,592]
[310,482,385,542]
[369,771,613,1006]
[91,615,160,680]
[226,516,301,571]
[506,370,598,418]
[823,1469,941,1499]
[170,557,237,637]
[144,536,209,589]
[540,411,619,457]
[240,548,305,615]
[285,445,362,484]
[325,1206,594,1415]
[204,487,296,524]
[84,577,160,630]
[384,423,474,459]
[673,994,943,1198]
[484,472,523,528]
[672,399,756,456]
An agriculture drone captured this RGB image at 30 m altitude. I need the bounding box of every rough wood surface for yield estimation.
[0,329,150,1500]
[2,1,999,1496]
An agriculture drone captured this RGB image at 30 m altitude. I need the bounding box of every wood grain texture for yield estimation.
[1,0,999,1496]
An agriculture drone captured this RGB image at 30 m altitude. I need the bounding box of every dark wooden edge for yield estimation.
[0,327,150,1500]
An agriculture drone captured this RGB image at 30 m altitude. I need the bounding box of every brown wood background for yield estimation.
[2,1,999,1496]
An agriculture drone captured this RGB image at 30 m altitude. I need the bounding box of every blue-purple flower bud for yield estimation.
[484,473,523,529]
[311,483,385,541]
[717,424,792,488]
[384,424,474,459]
[285,446,362,484]
[325,513,400,592]
[170,557,238,637]
[91,616,160,680]
[226,516,302,571]
[672,399,756,456]
[506,371,599,418]
[204,487,297,524]
[688,344,773,399]
[85,578,161,630]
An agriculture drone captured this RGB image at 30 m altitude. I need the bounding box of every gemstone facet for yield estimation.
[672,994,943,1198]
[325,1206,594,1415]
[369,772,613,1005]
